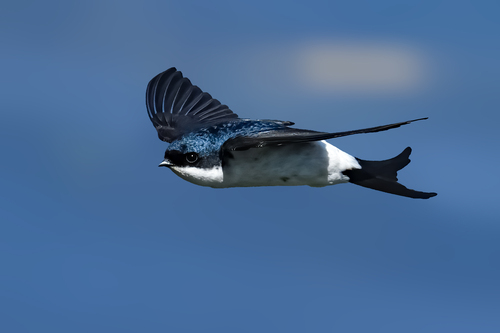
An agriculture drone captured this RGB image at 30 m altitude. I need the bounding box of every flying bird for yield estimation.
[146,67,436,199]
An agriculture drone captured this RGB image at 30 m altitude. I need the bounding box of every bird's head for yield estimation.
[158,129,228,186]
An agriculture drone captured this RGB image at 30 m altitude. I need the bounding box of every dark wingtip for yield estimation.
[410,117,428,122]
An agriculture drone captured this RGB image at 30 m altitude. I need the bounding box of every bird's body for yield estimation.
[171,139,358,188]
[146,67,436,199]
[223,140,358,188]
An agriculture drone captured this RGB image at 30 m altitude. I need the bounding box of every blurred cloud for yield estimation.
[243,39,429,97]
[294,40,427,95]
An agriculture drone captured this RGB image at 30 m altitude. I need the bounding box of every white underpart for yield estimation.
[324,141,362,183]
[170,140,361,188]
[170,165,224,187]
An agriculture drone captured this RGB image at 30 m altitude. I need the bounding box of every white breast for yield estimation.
[170,165,224,187]
[220,140,360,188]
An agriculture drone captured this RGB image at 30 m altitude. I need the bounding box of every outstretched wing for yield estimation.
[223,118,428,151]
[146,67,239,143]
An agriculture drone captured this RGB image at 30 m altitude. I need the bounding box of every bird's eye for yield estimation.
[185,152,199,164]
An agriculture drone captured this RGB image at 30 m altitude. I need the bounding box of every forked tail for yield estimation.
[343,147,437,199]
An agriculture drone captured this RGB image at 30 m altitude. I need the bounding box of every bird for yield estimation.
[146,67,437,199]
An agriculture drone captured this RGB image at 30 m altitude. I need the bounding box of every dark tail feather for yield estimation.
[343,147,437,199]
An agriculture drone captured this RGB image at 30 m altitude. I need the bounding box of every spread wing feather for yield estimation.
[223,118,428,151]
[146,67,239,143]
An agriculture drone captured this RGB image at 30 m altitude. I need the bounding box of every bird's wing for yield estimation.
[222,118,428,151]
[146,67,239,143]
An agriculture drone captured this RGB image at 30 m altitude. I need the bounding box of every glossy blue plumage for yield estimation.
[167,119,287,156]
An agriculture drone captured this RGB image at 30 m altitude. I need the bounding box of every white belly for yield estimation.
[219,141,360,188]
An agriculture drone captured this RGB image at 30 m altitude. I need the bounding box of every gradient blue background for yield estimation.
[1,1,499,332]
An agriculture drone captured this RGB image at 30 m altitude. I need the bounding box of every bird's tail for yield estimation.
[342,147,437,199]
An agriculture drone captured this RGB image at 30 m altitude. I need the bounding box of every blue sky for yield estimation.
[1,0,500,332]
